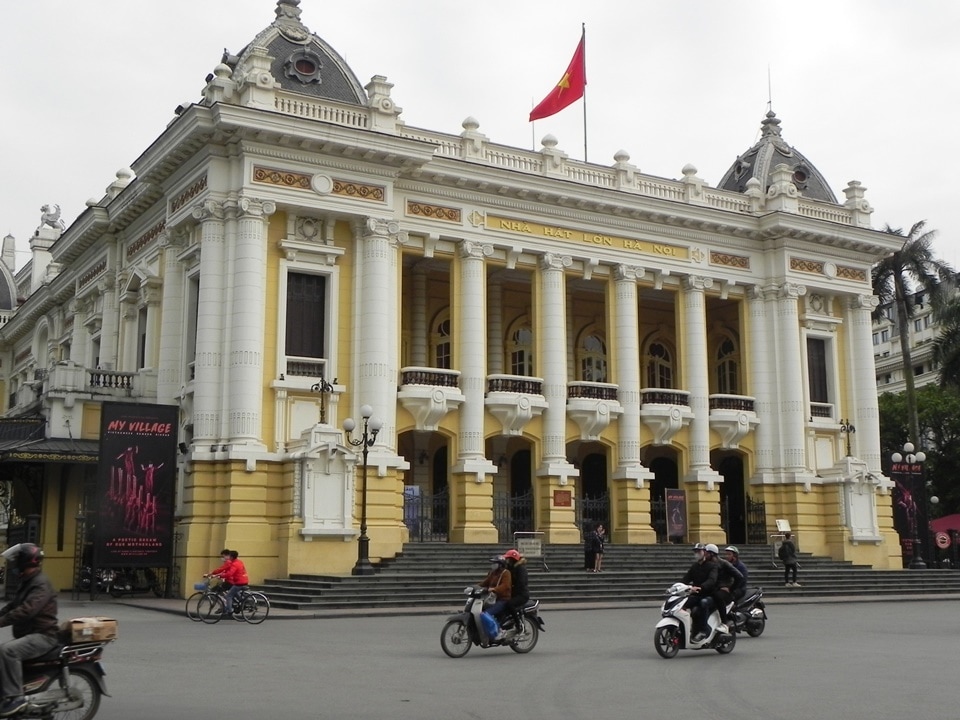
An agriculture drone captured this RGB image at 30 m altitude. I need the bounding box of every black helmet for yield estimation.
[2,543,43,571]
[488,555,507,567]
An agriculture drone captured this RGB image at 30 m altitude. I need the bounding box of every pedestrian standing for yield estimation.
[592,524,606,573]
[778,532,800,587]
[583,522,596,572]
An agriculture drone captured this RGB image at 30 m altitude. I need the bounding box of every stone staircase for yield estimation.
[257,543,960,610]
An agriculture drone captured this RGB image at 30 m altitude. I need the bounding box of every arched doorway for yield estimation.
[646,452,679,543]
[715,452,745,544]
[578,452,609,534]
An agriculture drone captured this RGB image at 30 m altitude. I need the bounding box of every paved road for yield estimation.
[59,597,955,720]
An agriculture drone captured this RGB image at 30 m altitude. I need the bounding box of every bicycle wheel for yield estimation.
[185,591,204,622]
[197,592,225,624]
[240,592,270,624]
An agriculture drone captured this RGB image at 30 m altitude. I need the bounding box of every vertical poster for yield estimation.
[665,488,687,542]
[94,402,178,568]
[891,460,925,561]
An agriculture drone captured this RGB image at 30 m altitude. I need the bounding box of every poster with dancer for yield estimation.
[94,402,177,568]
[665,488,687,542]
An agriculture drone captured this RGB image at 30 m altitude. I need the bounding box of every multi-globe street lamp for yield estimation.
[343,405,382,576]
[891,442,926,569]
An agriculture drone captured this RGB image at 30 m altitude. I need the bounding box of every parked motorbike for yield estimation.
[20,639,112,720]
[107,567,163,598]
[654,582,736,658]
[440,586,545,658]
[78,567,114,595]
[729,586,767,637]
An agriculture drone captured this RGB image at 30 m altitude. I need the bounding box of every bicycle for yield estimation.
[187,579,271,625]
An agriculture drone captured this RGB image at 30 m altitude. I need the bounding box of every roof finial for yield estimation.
[275,0,310,42]
[767,65,773,114]
[760,110,782,138]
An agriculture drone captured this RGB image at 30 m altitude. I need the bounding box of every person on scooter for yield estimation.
[680,543,718,642]
[500,549,529,641]
[724,546,749,601]
[710,544,744,630]
[479,556,512,623]
[0,543,59,717]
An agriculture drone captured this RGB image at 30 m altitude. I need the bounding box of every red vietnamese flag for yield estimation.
[529,32,587,122]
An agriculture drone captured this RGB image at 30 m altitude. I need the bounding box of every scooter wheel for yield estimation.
[654,626,680,659]
[746,617,766,637]
[440,620,473,658]
[714,630,736,654]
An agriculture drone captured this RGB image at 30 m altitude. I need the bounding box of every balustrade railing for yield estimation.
[567,382,618,401]
[399,367,460,388]
[708,394,756,412]
[487,374,544,395]
[88,369,135,390]
[640,388,690,406]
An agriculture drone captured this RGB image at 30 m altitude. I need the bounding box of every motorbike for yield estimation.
[654,582,736,658]
[106,567,164,598]
[440,586,545,658]
[729,586,767,637]
[20,639,112,720]
[78,567,114,595]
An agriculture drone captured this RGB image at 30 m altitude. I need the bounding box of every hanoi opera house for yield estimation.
[0,1,905,593]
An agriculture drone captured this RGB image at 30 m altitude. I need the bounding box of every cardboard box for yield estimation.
[62,616,118,642]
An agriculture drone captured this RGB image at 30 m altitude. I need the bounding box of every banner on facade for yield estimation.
[94,402,178,568]
[891,461,927,558]
[665,488,686,541]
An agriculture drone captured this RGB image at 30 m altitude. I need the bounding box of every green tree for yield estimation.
[879,386,960,517]
[933,294,960,389]
[871,221,955,446]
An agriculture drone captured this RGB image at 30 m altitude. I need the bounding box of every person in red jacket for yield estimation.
[223,551,249,615]
[204,549,233,590]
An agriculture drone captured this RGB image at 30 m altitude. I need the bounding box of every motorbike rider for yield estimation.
[680,543,718,642]
[0,544,59,718]
[724,546,749,601]
[500,549,529,640]
[479,555,512,630]
[709,544,744,630]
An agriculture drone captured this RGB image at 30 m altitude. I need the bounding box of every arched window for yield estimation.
[645,340,674,389]
[506,318,534,376]
[715,335,739,394]
[578,332,607,382]
[431,310,451,370]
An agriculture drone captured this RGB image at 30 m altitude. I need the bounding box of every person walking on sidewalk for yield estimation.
[778,533,800,587]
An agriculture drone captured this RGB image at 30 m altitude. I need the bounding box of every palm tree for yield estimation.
[871,221,955,446]
[933,294,960,389]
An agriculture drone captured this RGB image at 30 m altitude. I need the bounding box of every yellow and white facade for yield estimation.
[0,1,906,593]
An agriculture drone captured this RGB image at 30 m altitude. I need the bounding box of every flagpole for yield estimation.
[581,23,588,162]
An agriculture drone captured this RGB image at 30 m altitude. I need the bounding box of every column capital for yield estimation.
[234,197,277,219]
[849,294,879,311]
[360,217,400,237]
[614,264,645,282]
[459,239,494,260]
[191,199,224,222]
[778,281,807,300]
[539,252,572,272]
[682,274,714,292]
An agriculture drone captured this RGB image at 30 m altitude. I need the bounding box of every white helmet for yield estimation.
[704,543,719,555]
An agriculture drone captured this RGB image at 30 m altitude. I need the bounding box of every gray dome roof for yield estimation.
[222,0,366,106]
[717,111,837,204]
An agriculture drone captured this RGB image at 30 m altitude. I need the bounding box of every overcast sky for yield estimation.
[3,0,958,273]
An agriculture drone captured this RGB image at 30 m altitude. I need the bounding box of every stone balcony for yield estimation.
[485,374,547,436]
[639,388,693,446]
[708,394,759,449]
[566,381,622,441]
[397,366,465,432]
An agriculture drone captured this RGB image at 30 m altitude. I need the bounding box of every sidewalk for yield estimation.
[63,590,960,621]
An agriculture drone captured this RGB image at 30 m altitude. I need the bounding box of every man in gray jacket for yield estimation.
[0,544,59,717]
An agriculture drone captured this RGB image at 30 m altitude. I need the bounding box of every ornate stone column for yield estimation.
[226,197,275,448]
[611,265,656,543]
[535,252,578,542]
[847,294,881,471]
[681,275,716,480]
[776,282,808,474]
[410,265,427,367]
[98,272,119,371]
[450,241,497,542]
[156,232,184,405]
[191,200,226,444]
[748,285,776,481]
[487,277,503,375]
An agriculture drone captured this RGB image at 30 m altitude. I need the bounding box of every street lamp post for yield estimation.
[839,419,856,457]
[310,375,335,424]
[891,442,927,569]
[343,405,382,576]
